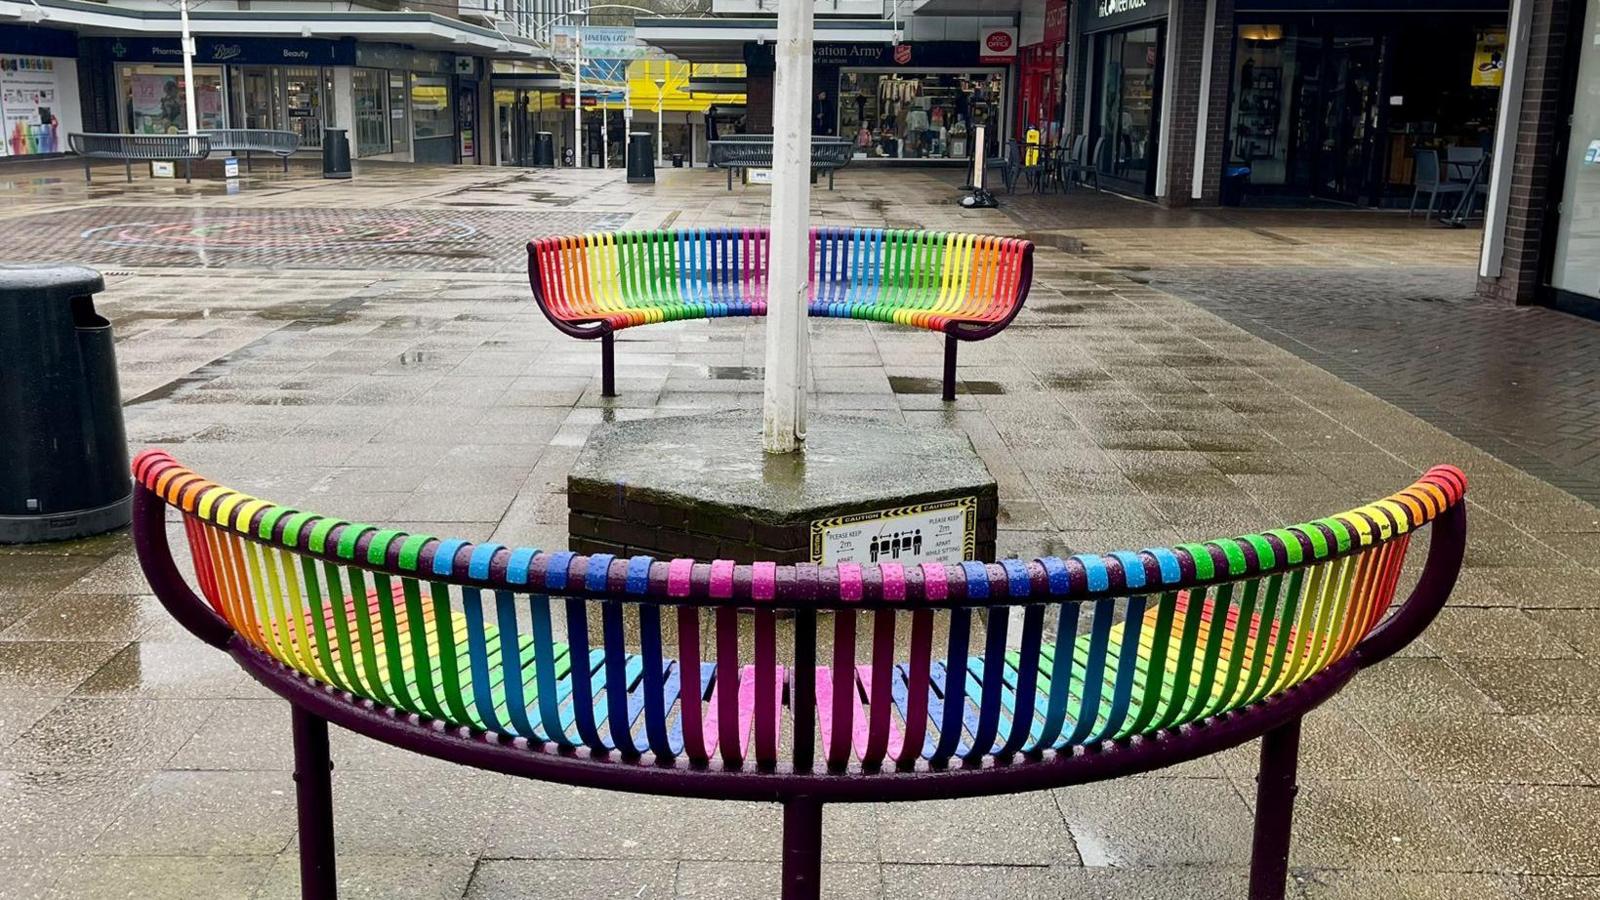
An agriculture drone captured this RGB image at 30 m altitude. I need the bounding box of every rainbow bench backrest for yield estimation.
[528,227,1033,336]
[134,449,1464,773]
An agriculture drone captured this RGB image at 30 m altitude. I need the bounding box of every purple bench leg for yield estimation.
[601,332,617,398]
[1247,716,1302,900]
[781,797,823,900]
[292,706,338,899]
[942,333,958,402]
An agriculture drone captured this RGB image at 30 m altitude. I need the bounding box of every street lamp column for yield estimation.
[762,0,815,453]
[573,23,583,168]
[654,67,666,168]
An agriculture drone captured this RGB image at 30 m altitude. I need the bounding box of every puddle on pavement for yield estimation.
[889,376,1005,395]
[707,366,763,380]
[1042,371,1112,390]
[1033,302,1087,316]
[389,248,491,260]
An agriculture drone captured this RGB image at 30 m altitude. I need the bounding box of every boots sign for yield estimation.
[978,28,1017,64]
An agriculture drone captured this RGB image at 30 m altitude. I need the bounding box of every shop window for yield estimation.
[119,64,225,134]
[1230,25,1297,186]
[1551,9,1600,299]
[411,76,454,139]
[836,70,1004,161]
[1095,26,1161,192]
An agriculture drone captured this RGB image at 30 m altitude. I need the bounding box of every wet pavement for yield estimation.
[1,159,1598,899]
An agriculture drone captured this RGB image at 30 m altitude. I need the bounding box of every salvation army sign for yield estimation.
[978,27,1016,64]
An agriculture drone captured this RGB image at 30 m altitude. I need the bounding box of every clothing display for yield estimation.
[839,71,1004,160]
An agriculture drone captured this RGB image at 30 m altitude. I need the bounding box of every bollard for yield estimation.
[0,264,131,543]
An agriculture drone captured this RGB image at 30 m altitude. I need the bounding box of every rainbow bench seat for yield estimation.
[528,227,1034,400]
[132,450,1465,900]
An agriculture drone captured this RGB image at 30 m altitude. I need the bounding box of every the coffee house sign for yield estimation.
[1082,0,1167,33]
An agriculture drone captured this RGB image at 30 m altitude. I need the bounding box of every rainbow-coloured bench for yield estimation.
[132,450,1466,900]
[528,227,1034,400]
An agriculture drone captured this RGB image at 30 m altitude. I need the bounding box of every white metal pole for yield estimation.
[656,68,665,167]
[178,0,200,142]
[574,27,583,168]
[762,0,815,454]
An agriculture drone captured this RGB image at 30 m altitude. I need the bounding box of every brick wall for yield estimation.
[1478,0,1574,304]
[1159,0,1234,206]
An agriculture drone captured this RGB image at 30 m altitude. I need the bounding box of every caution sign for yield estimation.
[810,497,976,566]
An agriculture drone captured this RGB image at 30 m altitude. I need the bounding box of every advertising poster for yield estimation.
[810,497,977,566]
[129,73,223,133]
[0,56,61,156]
[131,73,183,133]
[1473,29,1507,87]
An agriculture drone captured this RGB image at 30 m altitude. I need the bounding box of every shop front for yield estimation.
[1223,5,1506,206]
[0,25,83,158]
[87,36,353,144]
[1082,0,1170,196]
[354,45,457,164]
[800,41,1008,162]
[1015,0,1069,144]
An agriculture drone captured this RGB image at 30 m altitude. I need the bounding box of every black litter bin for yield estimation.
[672,153,684,168]
[1221,165,1250,207]
[534,132,555,167]
[322,128,352,180]
[627,132,655,184]
[0,264,131,543]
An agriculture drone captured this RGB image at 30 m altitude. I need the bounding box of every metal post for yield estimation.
[291,707,337,899]
[1247,716,1302,900]
[781,798,824,900]
[177,0,202,159]
[601,331,616,398]
[761,0,816,454]
[942,333,958,402]
[574,26,583,169]
[656,67,666,168]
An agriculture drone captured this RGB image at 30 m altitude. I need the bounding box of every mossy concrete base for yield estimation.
[568,413,997,564]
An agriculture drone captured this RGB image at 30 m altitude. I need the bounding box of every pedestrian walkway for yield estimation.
[0,161,1595,899]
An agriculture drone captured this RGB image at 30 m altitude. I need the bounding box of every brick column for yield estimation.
[1477,0,1575,304]
[1160,0,1234,206]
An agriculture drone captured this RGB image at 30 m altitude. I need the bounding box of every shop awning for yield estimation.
[493,61,744,113]
[0,0,551,61]
[635,17,900,64]
[909,0,1024,14]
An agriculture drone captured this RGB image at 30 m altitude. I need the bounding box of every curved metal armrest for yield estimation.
[132,484,234,649]
[1353,500,1467,668]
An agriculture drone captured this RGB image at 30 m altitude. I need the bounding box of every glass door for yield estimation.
[239,68,278,130]
[1550,1,1600,301]
[1095,25,1164,195]
[1315,36,1379,202]
[389,71,410,156]
[353,68,389,157]
[282,67,324,149]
